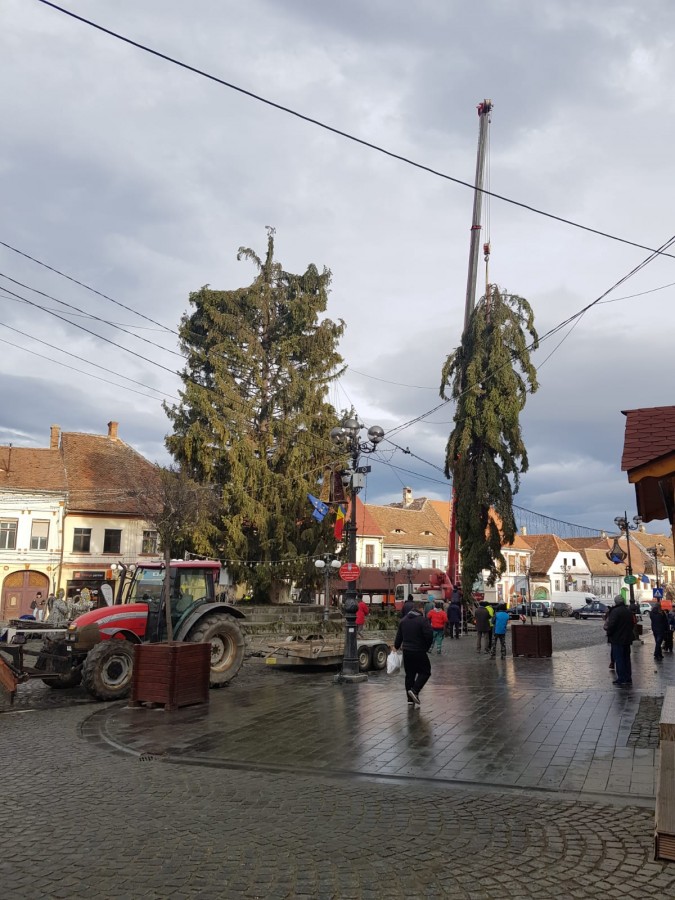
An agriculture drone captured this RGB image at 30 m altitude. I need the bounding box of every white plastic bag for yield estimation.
[386,649,402,675]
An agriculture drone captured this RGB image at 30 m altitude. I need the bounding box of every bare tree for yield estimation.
[135,466,217,641]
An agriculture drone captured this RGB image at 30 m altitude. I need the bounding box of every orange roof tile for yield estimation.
[0,447,66,492]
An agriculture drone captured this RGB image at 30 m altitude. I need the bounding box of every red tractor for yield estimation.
[38,560,245,701]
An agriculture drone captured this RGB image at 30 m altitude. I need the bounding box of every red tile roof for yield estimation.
[621,406,675,471]
[0,447,66,492]
[61,431,158,515]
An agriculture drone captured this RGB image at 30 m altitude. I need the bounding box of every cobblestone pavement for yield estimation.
[3,620,675,898]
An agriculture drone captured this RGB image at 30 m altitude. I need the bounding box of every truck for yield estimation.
[1,559,246,702]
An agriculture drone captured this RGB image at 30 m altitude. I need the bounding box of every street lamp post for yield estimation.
[314,555,341,622]
[379,559,400,613]
[647,543,666,591]
[613,511,642,603]
[330,412,384,679]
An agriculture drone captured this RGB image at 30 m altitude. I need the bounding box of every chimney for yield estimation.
[107,421,119,440]
[50,425,60,450]
[521,525,527,536]
[403,487,413,507]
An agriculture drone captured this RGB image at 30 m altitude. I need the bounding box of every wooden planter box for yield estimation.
[130,642,211,711]
[511,623,552,658]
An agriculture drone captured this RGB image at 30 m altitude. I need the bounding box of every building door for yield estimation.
[1,571,50,619]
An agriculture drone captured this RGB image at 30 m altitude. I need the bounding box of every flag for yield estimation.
[334,504,346,540]
[308,493,329,522]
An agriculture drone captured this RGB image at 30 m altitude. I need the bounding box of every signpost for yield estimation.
[653,587,664,600]
[339,563,360,582]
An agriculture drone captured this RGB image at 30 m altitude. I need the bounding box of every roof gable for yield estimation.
[621,406,675,471]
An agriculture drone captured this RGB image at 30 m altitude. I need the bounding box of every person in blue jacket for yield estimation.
[490,604,510,659]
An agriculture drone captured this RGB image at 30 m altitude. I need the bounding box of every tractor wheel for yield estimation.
[187,614,245,686]
[371,644,388,671]
[358,646,371,672]
[42,668,82,689]
[82,640,135,701]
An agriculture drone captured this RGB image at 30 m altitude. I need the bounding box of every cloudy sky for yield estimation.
[2,0,674,534]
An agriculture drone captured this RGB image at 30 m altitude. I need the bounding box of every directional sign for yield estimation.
[653,588,664,600]
[339,563,361,582]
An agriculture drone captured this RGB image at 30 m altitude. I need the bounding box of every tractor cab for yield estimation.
[124,561,220,641]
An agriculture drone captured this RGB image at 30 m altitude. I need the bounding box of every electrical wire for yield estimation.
[33,0,675,263]
[0,271,183,358]
[0,239,178,334]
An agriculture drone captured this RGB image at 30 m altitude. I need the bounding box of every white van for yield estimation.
[550,591,597,608]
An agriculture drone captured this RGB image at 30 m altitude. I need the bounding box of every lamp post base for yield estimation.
[333,672,368,684]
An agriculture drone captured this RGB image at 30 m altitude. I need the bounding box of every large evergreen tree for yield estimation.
[441,287,538,597]
[165,228,344,601]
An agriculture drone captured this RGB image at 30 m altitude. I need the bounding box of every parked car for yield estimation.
[551,601,573,617]
[572,601,609,620]
[639,602,653,616]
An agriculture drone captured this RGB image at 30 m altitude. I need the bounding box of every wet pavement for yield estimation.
[86,620,674,802]
[4,619,675,898]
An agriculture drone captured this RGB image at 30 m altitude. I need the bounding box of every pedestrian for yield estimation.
[606,595,635,686]
[423,594,435,616]
[400,593,414,619]
[447,597,462,639]
[474,602,491,653]
[427,600,448,655]
[355,594,369,638]
[394,599,433,706]
[31,591,46,621]
[665,608,675,654]
[484,600,495,654]
[649,599,669,661]
[46,592,56,617]
[490,604,509,659]
[603,606,615,671]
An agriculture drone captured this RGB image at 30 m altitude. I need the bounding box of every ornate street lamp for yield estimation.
[330,411,384,679]
[403,552,420,601]
[646,543,666,591]
[379,559,400,613]
[612,511,642,603]
[314,556,341,622]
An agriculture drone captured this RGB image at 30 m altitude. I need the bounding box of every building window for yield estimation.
[0,519,18,550]
[365,544,374,566]
[103,529,122,554]
[72,528,91,553]
[554,580,561,591]
[572,559,576,566]
[507,556,516,574]
[142,530,159,555]
[30,520,49,550]
[431,559,437,569]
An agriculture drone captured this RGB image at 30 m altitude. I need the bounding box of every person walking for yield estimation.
[447,597,462,639]
[427,600,448,655]
[355,594,369,638]
[484,600,495,654]
[606,595,635,686]
[474,602,491,652]
[394,599,433,706]
[400,593,414,618]
[32,591,46,622]
[649,599,669,661]
[490,604,509,658]
[665,607,675,654]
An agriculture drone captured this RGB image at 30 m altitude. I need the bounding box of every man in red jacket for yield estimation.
[427,599,448,654]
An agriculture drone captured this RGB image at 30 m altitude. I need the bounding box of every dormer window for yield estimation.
[393,528,404,534]
[421,530,433,536]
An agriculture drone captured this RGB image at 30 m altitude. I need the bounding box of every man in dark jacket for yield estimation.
[400,594,415,618]
[606,595,635,686]
[394,601,433,706]
[446,599,462,639]
[649,600,669,661]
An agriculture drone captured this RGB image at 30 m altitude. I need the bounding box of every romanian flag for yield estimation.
[334,504,346,540]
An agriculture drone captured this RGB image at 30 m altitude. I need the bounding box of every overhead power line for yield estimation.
[0,271,183,359]
[0,239,178,334]
[34,0,675,263]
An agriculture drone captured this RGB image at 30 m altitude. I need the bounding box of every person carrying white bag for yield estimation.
[386,647,402,675]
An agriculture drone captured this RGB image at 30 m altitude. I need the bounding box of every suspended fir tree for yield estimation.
[165,228,344,602]
[441,287,538,597]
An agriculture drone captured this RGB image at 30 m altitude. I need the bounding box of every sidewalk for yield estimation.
[91,624,673,802]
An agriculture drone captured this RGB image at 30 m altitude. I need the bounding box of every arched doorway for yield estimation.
[1,571,50,619]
